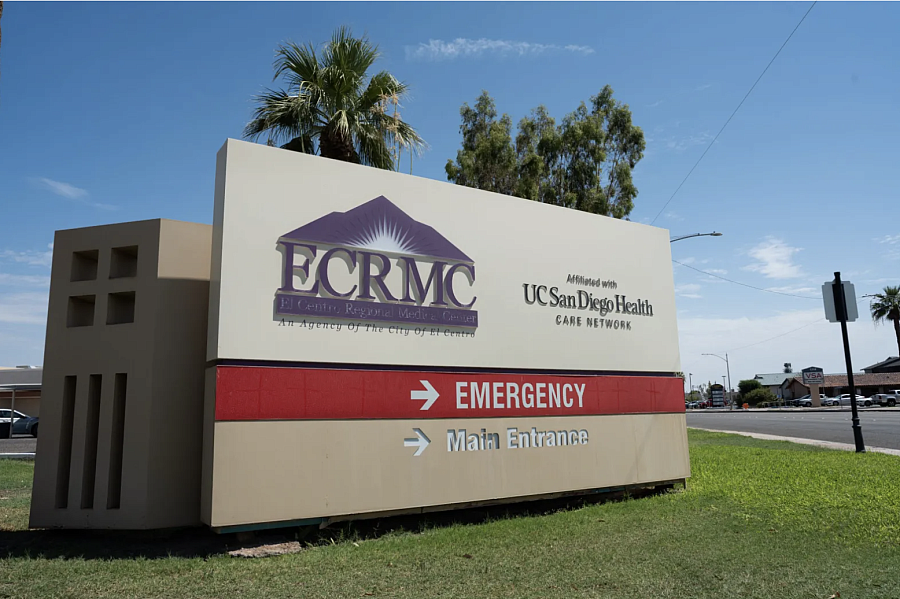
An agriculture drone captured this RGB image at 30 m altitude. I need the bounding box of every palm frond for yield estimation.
[870,286,900,324]
[243,88,319,145]
[244,27,426,169]
[368,112,427,156]
[358,71,409,111]
[356,122,394,170]
[274,42,319,84]
[325,26,379,82]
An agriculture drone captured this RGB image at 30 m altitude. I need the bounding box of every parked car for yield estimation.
[0,409,39,437]
[836,394,870,407]
[795,394,813,407]
[793,394,832,407]
[872,392,897,407]
[822,396,842,407]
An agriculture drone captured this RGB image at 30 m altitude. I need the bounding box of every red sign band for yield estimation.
[214,366,685,421]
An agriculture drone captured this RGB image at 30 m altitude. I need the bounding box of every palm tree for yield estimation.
[870,285,900,355]
[244,27,425,170]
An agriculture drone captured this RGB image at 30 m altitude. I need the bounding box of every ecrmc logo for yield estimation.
[275,196,478,329]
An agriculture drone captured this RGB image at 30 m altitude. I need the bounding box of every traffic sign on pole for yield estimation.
[822,280,858,323]
[825,271,865,452]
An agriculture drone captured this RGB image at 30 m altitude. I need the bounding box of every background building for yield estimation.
[862,357,900,374]
[0,366,43,435]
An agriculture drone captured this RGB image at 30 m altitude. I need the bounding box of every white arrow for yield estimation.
[403,428,431,457]
[410,380,439,411]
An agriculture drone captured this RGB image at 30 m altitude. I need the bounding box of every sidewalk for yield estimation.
[688,406,900,414]
[688,426,900,457]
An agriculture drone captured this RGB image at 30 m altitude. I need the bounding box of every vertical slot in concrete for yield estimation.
[55,376,77,509]
[106,373,127,509]
[80,374,102,509]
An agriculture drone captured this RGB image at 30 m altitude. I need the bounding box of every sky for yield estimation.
[1,2,898,391]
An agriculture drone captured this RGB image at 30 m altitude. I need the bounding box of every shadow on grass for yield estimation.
[0,483,676,561]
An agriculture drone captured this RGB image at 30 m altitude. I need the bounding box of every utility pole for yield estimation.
[724,353,732,410]
[702,353,733,409]
[831,271,865,452]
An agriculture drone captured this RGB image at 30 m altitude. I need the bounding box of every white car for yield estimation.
[0,409,29,423]
[873,391,898,407]
[837,394,870,407]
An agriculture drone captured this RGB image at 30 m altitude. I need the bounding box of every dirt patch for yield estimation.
[229,541,303,558]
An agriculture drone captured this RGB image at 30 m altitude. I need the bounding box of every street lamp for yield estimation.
[689,373,693,399]
[670,231,723,243]
[702,353,732,409]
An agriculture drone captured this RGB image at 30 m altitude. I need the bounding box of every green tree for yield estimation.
[743,388,776,407]
[738,379,762,397]
[445,92,518,195]
[446,87,645,218]
[869,286,900,355]
[244,27,425,170]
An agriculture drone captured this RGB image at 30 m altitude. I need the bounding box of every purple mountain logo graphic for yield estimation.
[281,196,471,262]
[275,196,478,330]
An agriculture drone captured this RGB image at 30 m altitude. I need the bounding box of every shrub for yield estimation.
[743,388,777,406]
[738,379,762,396]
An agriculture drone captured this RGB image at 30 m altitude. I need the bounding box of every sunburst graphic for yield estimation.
[345,216,421,255]
[280,196,472,262]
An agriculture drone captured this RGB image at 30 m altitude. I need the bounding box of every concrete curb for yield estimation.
[0,453,35,460]
[688,406,900,414]
[688,427,900,457]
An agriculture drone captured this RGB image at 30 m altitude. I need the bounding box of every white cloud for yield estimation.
[665,211,684,222]
[678,309,893,392]
[0,292,49,325]
[0,273,51,287]
[695,83,713,91]
[706,268,728,275]
[676,283,702,293]
[675,283,702,299]
[877,235,900,260]
[744,237,804,279]
[648,99,664,108]
[765,285,818,296]
[861,277,898,286]
[37,177,87,199]
[31,178,116,210]
[405,38,594,61]
[663,132,712,153]
[1,243,54,268]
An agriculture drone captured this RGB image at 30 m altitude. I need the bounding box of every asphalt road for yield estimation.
[4,414,898,454]
[687,409,900,450]
[0,435,37,454]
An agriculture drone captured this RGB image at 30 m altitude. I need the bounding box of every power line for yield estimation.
[672,259,819,299]
[727,317,825,352]
[650,1,817,225]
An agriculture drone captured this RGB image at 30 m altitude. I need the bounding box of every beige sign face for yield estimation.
[207,414,690,528]
[208,140,681,373]
[202,141,688,530]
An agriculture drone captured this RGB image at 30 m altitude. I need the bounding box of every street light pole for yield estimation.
[689,373,693,400]
[702,353,733,410]
[670,232,723,243]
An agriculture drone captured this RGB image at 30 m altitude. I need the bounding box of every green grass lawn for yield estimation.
[2,429,900,599]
